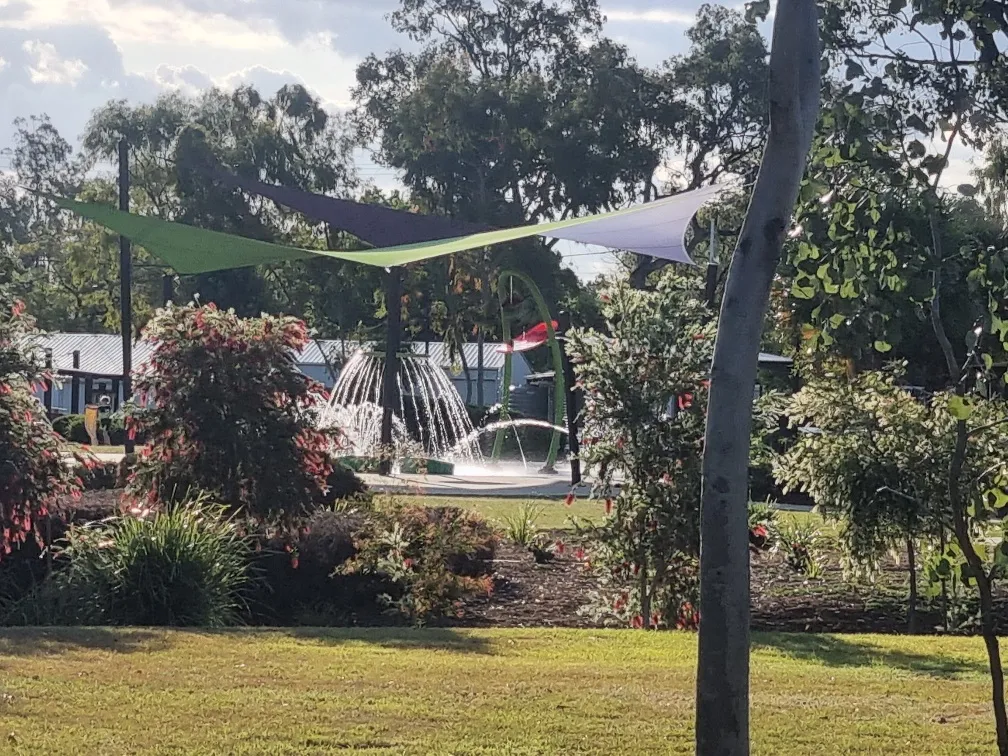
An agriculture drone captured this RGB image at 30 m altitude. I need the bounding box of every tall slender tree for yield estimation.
[696,1,820,753]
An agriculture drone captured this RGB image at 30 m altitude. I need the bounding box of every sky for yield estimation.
[0,0,980,279]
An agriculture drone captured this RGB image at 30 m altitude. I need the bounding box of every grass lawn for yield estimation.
[0,627,999,755]
[407,495,605,530]
[408,495,831,535]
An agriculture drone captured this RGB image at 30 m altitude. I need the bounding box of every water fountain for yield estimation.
[316,348,482,472]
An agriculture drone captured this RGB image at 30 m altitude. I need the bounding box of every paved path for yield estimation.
[359,471,593,499]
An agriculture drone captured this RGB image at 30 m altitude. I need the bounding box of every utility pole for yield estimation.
[118,138,135,455]
[379,266,403,475]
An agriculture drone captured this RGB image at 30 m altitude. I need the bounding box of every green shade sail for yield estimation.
[45,185,725,274]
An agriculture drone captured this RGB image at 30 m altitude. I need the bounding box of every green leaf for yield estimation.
[845,61,864,81]
[800,179,830,203]
[873,340,892,353]
[947,395,974,420]
[906,115,928,134]
[791,282,815,300]
[983,353,994,372]
[907,139,927,158]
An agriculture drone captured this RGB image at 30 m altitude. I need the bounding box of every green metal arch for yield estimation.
[491,269,565,471]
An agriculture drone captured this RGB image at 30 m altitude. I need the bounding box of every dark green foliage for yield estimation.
[343,503,496,624]
[250,506,387,626]
[322,463,368,503]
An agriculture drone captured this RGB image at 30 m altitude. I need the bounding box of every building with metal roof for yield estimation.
[34,333,533,415]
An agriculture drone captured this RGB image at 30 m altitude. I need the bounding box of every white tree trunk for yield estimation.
[695,3,821,754]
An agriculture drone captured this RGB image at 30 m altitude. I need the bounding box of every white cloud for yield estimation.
[0,57,7,72]
[2,1,285,50]
[153,63,213,95]
[604,8,696,24]
[22,40,87,85]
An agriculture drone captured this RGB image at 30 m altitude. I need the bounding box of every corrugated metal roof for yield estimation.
[38,333,154,377]
[295,339,513,371]
[38,333,520,376]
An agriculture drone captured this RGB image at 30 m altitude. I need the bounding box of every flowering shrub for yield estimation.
[125,304,335,528]
[0,300,81,559]
[569,274,712,629]
[342,502,495,624]
[748,502,778,553]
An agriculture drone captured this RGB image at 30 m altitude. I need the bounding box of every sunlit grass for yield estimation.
[0,627,998,755]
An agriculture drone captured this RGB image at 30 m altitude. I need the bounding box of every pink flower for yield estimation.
[555,540,565,555]
[631,615,644,629]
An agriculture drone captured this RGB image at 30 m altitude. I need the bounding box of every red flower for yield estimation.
[631,614,644,629]
[555,540,565,555]
[651,612,661,627]
[403,558,414,569]
[573,547,585,561]
[677,393,693,410]
[604,498,613,515]
[564,492,575,507]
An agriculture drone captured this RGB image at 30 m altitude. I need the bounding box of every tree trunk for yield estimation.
[906,535,918,634]
[696,4,820,755]
[930,236,1008,754]
[951,418,1008,755]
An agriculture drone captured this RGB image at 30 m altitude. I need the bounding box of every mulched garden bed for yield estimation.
[38,493,1008,635]
[460,533,1008,635]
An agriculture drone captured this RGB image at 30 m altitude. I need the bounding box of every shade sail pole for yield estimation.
[118,138,135,455]
[379,266,403,476]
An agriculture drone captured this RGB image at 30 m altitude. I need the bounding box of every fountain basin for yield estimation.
[399,457,455,476]
[336,455,455,476]
[337,456,382,473]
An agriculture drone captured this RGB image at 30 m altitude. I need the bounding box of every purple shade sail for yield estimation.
[212,168,491,247]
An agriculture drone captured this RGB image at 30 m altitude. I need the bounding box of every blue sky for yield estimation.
[0,0,977,278]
